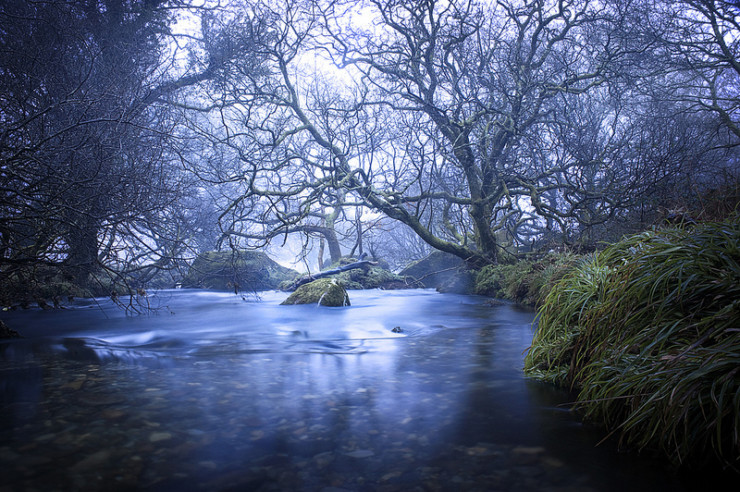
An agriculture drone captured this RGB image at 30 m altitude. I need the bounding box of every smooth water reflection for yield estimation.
[0,290,723,491]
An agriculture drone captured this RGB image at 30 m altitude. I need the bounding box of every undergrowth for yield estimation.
[524,217,740,469]
[474,253,580,307]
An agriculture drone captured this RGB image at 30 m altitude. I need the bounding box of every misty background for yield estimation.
[1,0,738,301]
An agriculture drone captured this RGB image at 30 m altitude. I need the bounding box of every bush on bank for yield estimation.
[524,218,740,469]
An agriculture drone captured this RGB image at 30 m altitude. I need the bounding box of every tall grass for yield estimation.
[525,218,740,469]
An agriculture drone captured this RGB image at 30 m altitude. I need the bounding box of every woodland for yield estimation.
[1,0,738,300]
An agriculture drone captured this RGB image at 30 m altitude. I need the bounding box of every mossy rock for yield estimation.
[399,251,470,292]
[436,270,475,294]
[181,250,299,292]
[312,256,405,290]
[334,264,404,289]
[281,278,350,307]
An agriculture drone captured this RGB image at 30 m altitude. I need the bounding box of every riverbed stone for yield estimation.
[149,431,173,443]
[280,278,350,307]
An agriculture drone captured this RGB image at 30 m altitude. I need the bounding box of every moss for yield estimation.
[281,278,350,307]
[473,253,579,307]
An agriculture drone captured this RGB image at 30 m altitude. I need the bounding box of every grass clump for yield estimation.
[524,217,740,469]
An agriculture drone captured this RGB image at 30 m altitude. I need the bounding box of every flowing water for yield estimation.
[0,289,728,491]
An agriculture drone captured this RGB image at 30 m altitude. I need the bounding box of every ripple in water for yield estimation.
[0,289,732,490]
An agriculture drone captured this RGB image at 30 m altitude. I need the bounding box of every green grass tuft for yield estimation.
[524,217,740,469]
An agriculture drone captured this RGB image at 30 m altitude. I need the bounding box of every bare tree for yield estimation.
[186,0,739,271]
[0,0,232,302]
[196,0,645,266]
[649,0,740,141]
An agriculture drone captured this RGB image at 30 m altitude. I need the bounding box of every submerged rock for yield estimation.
[281,278,350,307]
[181,250,298,292]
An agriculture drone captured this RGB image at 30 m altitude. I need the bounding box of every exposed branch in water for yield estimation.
[287,253,377,291]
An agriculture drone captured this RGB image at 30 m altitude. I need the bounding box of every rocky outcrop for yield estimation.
[332,258,406,290]
[181,250,299,292]
[281,278,350,307]
[399,251,473,294]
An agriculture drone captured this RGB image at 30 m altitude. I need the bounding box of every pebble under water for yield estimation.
[0,290,731,491]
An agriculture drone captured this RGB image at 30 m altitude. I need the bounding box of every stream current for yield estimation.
[0,289,725,490]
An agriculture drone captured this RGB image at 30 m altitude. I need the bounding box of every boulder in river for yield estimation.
[399,251,473,294]
[281,278,350,307]
[331,257,406,290]
[181,250,299,292]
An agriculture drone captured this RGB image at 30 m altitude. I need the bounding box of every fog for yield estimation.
[1,0,738,298]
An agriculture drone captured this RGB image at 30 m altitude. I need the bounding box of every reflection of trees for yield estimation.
[451,323,540,446]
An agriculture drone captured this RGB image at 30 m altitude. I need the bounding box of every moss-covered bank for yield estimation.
[524,218,740,469]
[473,253,580,307]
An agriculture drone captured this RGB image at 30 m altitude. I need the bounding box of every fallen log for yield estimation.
[287,253,378,290]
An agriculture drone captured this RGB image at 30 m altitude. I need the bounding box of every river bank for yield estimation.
[520,218,740,473]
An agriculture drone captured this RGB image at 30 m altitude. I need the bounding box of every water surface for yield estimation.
[0,289,724,490]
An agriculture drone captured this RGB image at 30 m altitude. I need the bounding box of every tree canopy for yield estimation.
[1,0,738,301]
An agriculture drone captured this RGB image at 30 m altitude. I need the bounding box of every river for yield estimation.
[0,289,727,490]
